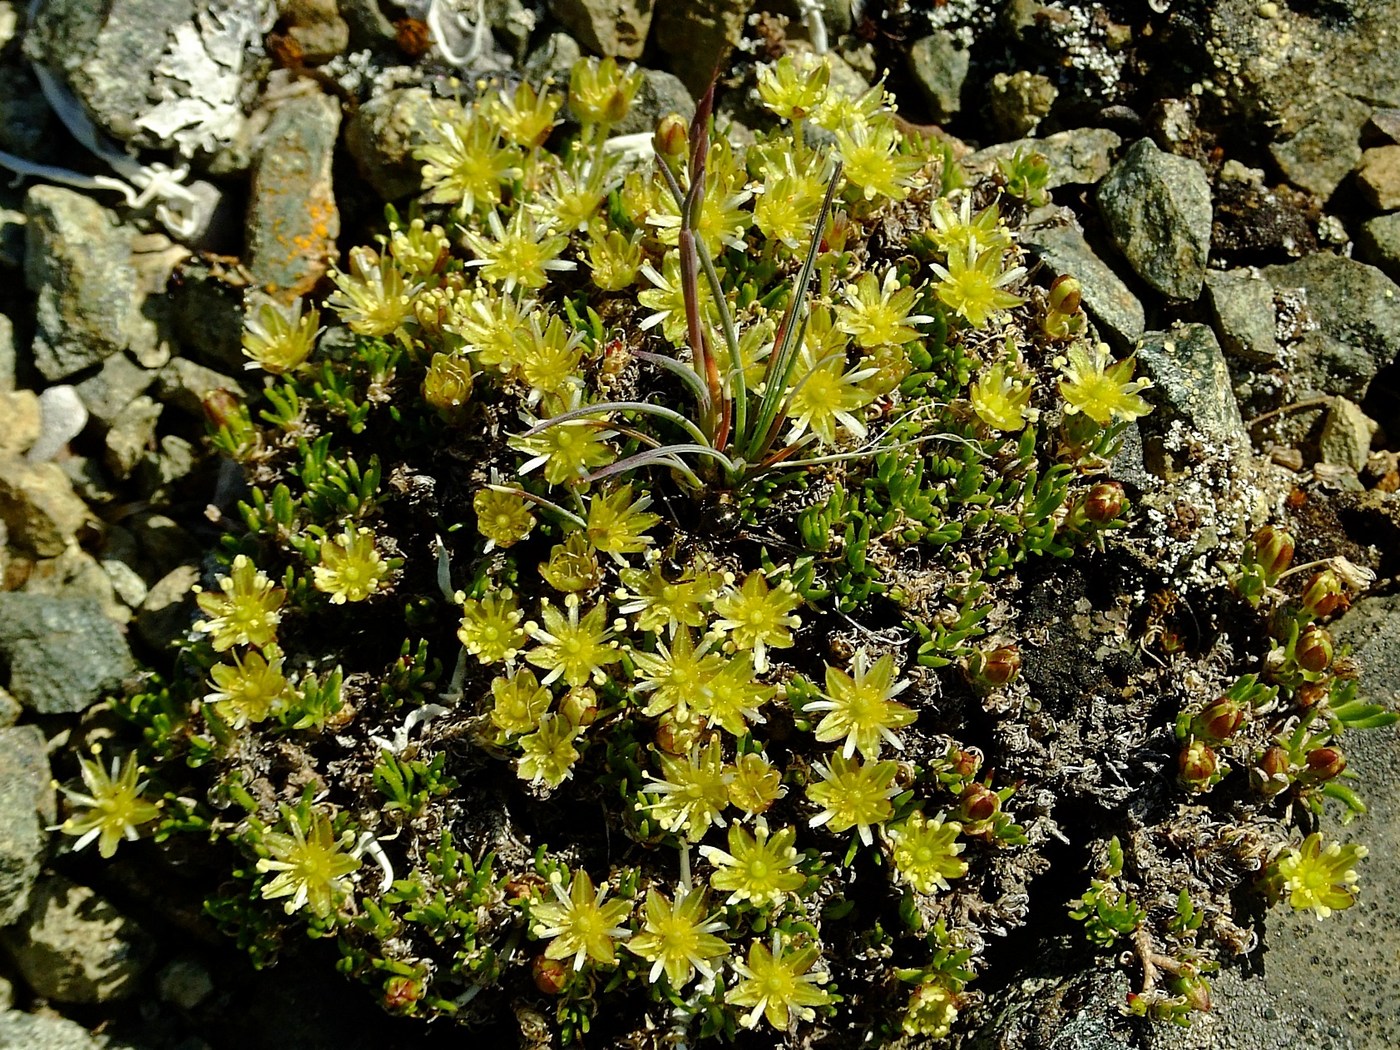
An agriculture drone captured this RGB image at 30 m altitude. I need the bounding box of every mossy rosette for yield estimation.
[58,53,1396,1045]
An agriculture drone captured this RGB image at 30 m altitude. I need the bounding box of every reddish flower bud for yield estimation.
[1256,746,1292,796]
[822,210,852,254]
[1048,274,1082,315]
[654,717,699,755]
[958,783,1001,824]
[382,975,424,1012]
[653,112,688,159]
[1194,698,1244,743]
[1082,482,1126,525]
[967,645,1021,689]
[201,388,243,429]
[1300,569,1345,618]
[1177,741,1218,791]
[1304,746,1346,781]
[950,748,981,779]
[560,686,598,728]
[533,955,569,996]
[1295,625,1333,674]
[1250,526,1294,582]
[504,874,546,900]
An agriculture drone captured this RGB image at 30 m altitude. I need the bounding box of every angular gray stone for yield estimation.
[1261,254,1400,400]
[1096,139,1212,300]
[1356,144,1400,211]
[73,353,156,429]
[524,30,583,84]
[1203,268,1281,365]
[653,0,751,95]
[0,454,92,558]
[22,547,128,628]
[1268,95,1371,199]
[0,726,51,927]
[246,92,341,298]
[136,564,200,649]
[1134,323,1250,454]
[0,595,135,714]
[344,88,459,202]
[0,388,39,456]
[103,395,162,480]
[609,68,695,137]
[985,70,1057,139]
[966,128,1122,190]
[1357,212,1400,286]
[28,386,89,464]
[24,187,141,381]
[1318,397,1377,472]
[550,0,653,59]
[1022,210,1145,347]
[0,1010,101,1050]
[155,357,240,417]
[0,874,154,1004]
[0,688,20,729]
[906,32,968,123]
[24,0,195,146]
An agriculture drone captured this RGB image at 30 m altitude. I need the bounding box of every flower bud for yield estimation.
[560,686,598,728]
[1081,482,1125,525]
[422,352,474,424]
[201,388,243,429]
[822,210,852,254]
[655,716,700,755]
[949,748,981,779]
[504,873,546,900]
[382,975,424,1011]
[967,645,1021,690]
[958,783,1001,824]
[1172,974,1212,1014]
[1048,274,1082,315]
[1256,746,1292,796]
[1177,741,1218,791]
[1250,526,1294,583]
[1304,746,1346,781]
[653,112,688,159]
[1295,625,1333,674]
[1194,698,1244,743]
[1300,569,1345,618]
[533,955,569,995]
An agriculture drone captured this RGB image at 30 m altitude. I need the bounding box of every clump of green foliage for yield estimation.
[59,50,1394,1046]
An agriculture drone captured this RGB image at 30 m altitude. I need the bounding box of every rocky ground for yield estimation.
[0,0,1398,1048]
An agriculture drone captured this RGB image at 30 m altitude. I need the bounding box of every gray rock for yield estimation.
[155,357,241,417]
[653,0,751,95]
[1096,139,1212,300]
[1022,211,1145,347]
[0,1010,101,1050]
[156,956,213,1010]
[524,30,583,84]
[906,32,968,124]
[27,386,88,464]
[24,0,253,157]
[0,454,92,558]
[134,433,198,501]
[0,595,135,715]
[22,547,128,628]
[1203,268,1281,365]
[246,93,341,298]
[136,564,200,649]
[337,0,397,50]
[1356,212,1400,285]
[985,70,1057,139]
[24,187,141,381]
[0,388,40,456]
[966,129,1122,190]
[1356,144,1400,211]
[0,688,20,729]
[281,0,350,64]
[0,874,154,1004]
[1268,96,1371,199]
[101,556,149,610]
[550,0,653,60]
[345,88,459,202]
[1261,254,1400,400]
[0,726,51,927]
[609,68,695,137]
[0,314,14,390]
[73,353,157,430]
[1318,398,1377,472]
[103,396,162,480]
[1134,323,1250,454]
[166,261,245,373]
